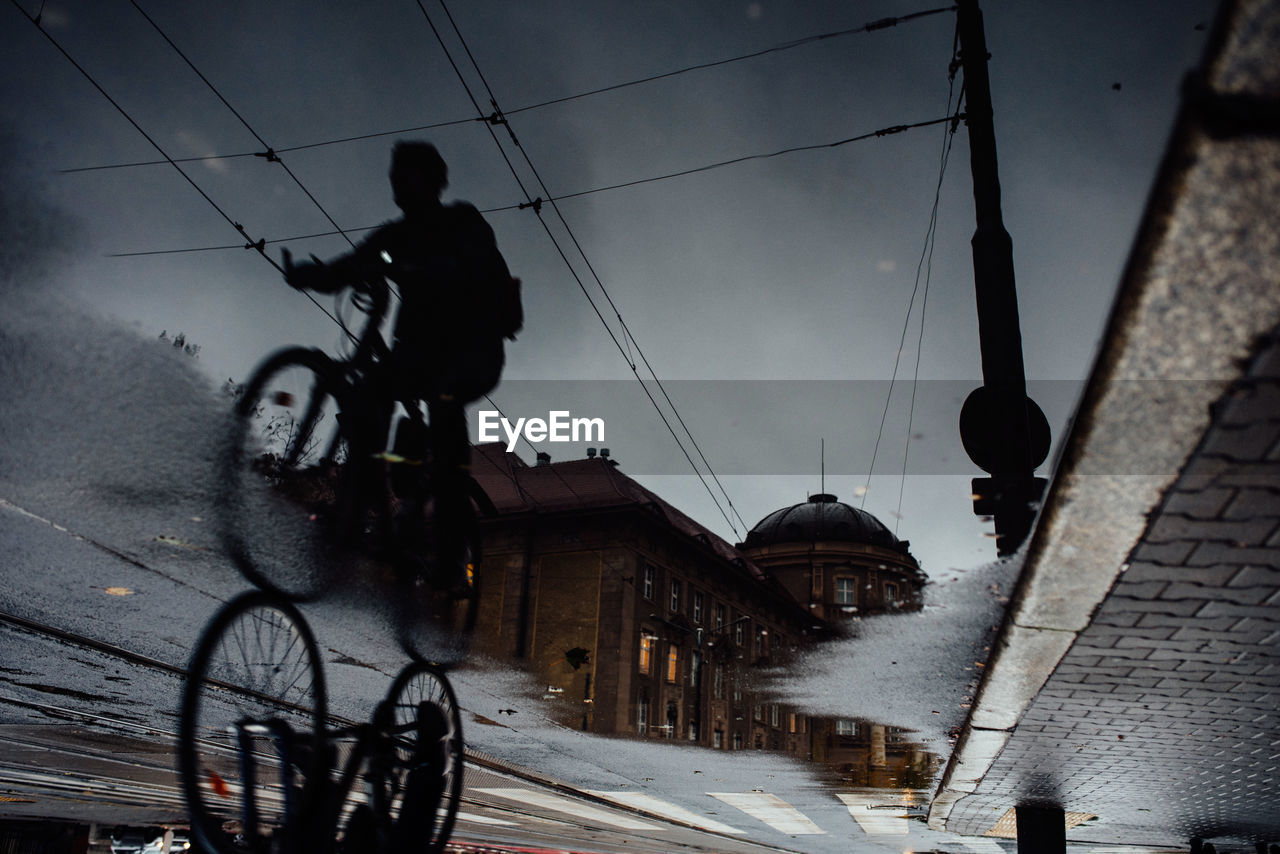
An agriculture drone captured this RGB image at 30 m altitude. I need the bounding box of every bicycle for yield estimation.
[216,251,494,644]
[185,255,494,851]
[178,589,463,854]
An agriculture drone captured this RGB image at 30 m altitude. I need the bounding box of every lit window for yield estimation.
[639,634,654,675]
[642,564,654,600]
[693,590,703,624]
[835,577,857,605]
[666,646,679,683]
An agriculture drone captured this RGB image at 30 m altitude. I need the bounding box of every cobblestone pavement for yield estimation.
[946,334,1280,849]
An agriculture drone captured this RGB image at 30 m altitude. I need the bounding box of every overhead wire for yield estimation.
[127,0,357,253]
[104,114,961,259]
[504,6,957,116]
[862,27,963,515]
[446,0,751,538]
[59,5,957,176]
[415,0,748,539]
[5,0,351,333]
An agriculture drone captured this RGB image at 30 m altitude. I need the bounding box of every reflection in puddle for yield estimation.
[468,446,939,789]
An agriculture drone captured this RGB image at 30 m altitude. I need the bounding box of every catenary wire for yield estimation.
[105,115,960,259]
[128,0,357,251]
[426,0,747,539]
[506,6,957,116]
[862,39,962,513]
[59,5,956,176]
[5,0,349,333]
[894,102,959,534]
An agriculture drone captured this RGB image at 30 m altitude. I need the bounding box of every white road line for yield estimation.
[707,792,826,835]
[472,788,661,830]
[455,811,517,827]
[586,791,746,836]
[836,793,910,836]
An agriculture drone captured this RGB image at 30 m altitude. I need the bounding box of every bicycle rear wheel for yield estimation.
[373,661,462,854]
[220,347,345,599]
[180,591,328,854]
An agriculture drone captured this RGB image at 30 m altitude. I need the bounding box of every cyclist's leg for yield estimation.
[337,367,397,548]
[427,341,501,588]
[426,394,469,587]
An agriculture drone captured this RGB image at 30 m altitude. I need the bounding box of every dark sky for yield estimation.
[2,0,1219,573]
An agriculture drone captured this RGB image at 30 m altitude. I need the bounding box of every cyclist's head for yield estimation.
[390,141,447,212]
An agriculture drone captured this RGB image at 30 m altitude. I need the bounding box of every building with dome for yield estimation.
[740,493,926,623]
[468,445,930,779]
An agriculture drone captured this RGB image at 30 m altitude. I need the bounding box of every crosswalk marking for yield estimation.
[472,787,661,830]
[839,793,921,834]
[837,793,911,835]
[587,791,746,836]
[455,811,517,827]
[707,792,826,835]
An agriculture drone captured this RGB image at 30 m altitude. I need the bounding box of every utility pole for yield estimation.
[955,0,1050,556]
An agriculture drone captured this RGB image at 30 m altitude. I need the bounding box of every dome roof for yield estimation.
[742,493,906,552]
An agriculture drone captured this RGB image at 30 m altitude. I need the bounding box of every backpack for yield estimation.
[492,274,523,341]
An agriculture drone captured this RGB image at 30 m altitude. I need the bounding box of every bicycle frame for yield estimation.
[232,710,396,854]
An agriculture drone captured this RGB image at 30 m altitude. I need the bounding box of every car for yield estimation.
[110,828,191,853]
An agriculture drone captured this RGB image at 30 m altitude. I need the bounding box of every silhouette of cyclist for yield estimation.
[286,141,519,582]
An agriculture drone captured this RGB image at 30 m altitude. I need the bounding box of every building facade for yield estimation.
[469,446,927,765]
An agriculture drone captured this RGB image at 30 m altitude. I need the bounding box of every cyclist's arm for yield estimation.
[284,225,392,293]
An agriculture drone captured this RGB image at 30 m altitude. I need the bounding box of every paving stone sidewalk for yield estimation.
[945,333,1280,849]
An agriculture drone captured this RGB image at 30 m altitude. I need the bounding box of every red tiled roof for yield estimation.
[470,443,771,584]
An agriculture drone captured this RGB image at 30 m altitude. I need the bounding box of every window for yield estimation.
[770,705,779,727]
[753,704,763,722]
[639,634,654,675]
[670,579,681,613]
[811,564,823,597]
[713,729,724,749]
[732,732,743,750]
[755,625,769,657]
[713,665,725,699]
[835,577,857,605]
[637,694,648,735]
[692,590,704,624]
[734,618,745,646]
[884,581,900,606]
[666,646,679,683]
[642,564,654,600]
[836,719,859,737]
[713,603,725,630]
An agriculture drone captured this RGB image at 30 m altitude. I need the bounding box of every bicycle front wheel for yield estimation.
[373,661,463,854]
[219,346,345,599]
[180,591,328,854]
